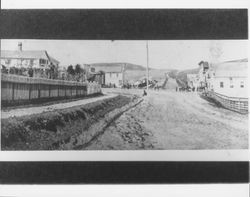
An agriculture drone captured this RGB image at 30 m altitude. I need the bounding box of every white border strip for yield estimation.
[0,150,248,161]
[0,184,249,197]
[1,0,249,9]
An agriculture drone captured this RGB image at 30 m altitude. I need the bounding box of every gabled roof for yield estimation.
[213,58,248,78]
[48,55,60,65]
[0,50,59,64]
[1,50,48,59]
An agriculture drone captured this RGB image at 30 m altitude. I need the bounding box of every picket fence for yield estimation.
[207,91,248,114]
[1,73,102,106]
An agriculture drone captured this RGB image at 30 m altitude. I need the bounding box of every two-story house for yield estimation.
[1,42,60,78]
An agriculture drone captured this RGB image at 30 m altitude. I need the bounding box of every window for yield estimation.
[110,73,112,77]
[229,77,233,88]
[17,59,22,65]
[5,59,11,65]
[30,59,34,65]
[116,73,119,77]
[39,59,47,65]
[220,82,224,88]
[240,81,244,88]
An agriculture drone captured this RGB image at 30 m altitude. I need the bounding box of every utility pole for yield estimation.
[146,40,149,91]
[122,63,125,87]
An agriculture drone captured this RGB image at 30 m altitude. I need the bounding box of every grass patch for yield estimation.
[1,95,135,150]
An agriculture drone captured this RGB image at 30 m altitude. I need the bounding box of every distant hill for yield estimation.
[177,67,199,76]
[176,67,199,85]
[90,62,181,82]
[125,69,175,82]
[90,62,147,71]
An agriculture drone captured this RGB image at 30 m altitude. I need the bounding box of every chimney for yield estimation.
[18,42,22,51]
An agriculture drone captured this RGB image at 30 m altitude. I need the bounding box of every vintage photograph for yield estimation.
[0,39,248,150]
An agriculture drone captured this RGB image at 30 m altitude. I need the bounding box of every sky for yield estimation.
[1,39,248,70]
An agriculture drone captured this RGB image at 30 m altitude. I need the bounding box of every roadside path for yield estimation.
[1,94,117,119]
[164,78,178,90]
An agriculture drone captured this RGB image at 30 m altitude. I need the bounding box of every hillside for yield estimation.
[125,69,175,82]
[177,67,199,77]
[90,62,176,82]
[90,62,147,71]
[176,67,199,86]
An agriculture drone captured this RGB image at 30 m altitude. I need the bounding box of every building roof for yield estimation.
[48,55,60,65]
[212,58,248,78]
[1,50,59,64]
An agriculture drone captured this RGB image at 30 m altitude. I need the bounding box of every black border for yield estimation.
[0,9,249,184]
[0,162,249,184]
[0,9,248,40]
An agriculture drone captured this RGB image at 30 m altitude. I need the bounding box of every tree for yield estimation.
[99,70,105,75]
[74,64,87,82]
[49,64,57,79]
[67,65,75,75]
[28,67,33,77]
[1,65,8,74]
[74,64,82,75]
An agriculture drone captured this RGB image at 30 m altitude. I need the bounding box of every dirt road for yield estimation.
[87,89,248,150]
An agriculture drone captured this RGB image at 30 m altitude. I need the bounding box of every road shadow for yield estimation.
[199,94,223,109]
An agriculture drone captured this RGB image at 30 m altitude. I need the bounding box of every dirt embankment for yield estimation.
[1,95,140,150]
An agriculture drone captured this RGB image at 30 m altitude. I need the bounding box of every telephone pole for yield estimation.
[146,41,149,91]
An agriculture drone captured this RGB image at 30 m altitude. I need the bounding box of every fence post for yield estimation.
[49,84,51,98]
[65,85,66,98]
[57,84,60,97]
[12,82,15,101]
[38,84,41,99]
[29,84,31,100]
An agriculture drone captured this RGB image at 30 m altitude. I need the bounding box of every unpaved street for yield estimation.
[87,87,248,150]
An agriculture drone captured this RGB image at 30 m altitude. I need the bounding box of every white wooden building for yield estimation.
[90,64,126,88]
[207,58,248,98]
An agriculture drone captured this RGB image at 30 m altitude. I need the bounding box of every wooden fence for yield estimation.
[207,91,248,114]
[1,73,101,106]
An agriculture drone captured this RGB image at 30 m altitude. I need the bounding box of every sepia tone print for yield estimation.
[1,40,248,150]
